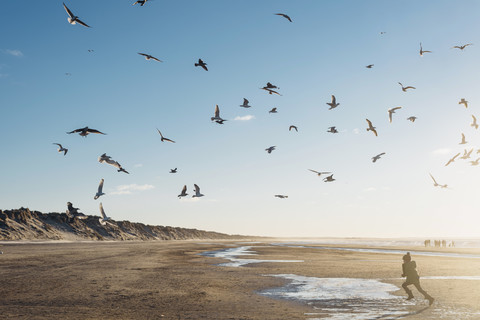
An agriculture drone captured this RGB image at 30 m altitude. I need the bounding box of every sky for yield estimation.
[1,0,480,238]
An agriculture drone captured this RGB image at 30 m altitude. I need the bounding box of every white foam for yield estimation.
[200,246,303,267]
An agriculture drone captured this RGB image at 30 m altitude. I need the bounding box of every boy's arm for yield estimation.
[401,263,406,277]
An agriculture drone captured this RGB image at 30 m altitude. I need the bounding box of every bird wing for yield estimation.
[98,179,104,193]
[398,82,403,87]
[53,143,62,147]
[99,203,106,219]
[151,56,163,62]
[366,119,373,127]
[75,18,91,28]
[156,128,164,138]
[243,98,249,105]
[194,184,200,194]
[429,173,438,184]
[388,111,393,123]
[63,3,74,18]
[372,128,378,136]
[309,169,320,174]
[452,152,461,160]
[181,185,187,195]
[215,105,220,117]
[461,133,466,142]
[392,106,402,111]
[67,128,84,134]
[405,86,416,90]
[86,128,105,134]
[163,137,175,143]
[473,115,477,123]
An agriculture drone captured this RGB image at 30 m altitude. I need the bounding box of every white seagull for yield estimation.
[460,148,474,160]
[398,82,416,92]
[407,116,417,122]
[429,173,447,188]
[388,107,402,123]
[366,119,378,136]
[94,179,105,200]
[326,95,340,110]
[471,115,478,129]
[63,3,90,28]
[98,203,111,226]
[192,184,204,198]
[459,133,467,145]
[53,143,68,155]
[98,153,129,174]
[445,153,461,166]
[459,98,468,108]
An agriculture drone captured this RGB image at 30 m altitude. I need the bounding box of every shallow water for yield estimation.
[199,246,303,267]
[260,274,480,320]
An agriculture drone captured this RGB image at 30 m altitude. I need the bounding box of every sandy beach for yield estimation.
[1,240,479,319]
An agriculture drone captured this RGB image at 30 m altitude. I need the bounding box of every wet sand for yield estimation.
[0,241,479,319]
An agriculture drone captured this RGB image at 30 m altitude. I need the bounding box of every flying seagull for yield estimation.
[63,3,90,28]
[419,42,432,56]
[323,174,335,182]
[98,203,111,226]
[452,43,473,50]
[289,125,298,132]
[327,126,338,133]
[263,82,279,89]
[388,106,402,123]
[274,195,288,199]
[178,185,188,198]
[192,184,204,198]
[366,64,374,68]
[94,179,105,200]
[274,13,292,22]
[372,152,386,163]
[445,152,461,166]
[398,82,416,92]
[470,158,480,166]
[471,115,478,129]
[98,153,129,174]
[308,169,331,177]
[132,0,148,6]
[211,104,226,122]
[195,59,208,71]
[459,133,467,145]
[169,168,177,173]
[366,119,378,136]
[67,127,105,137]
[460,148,474,160]
[138,53,162,62]
[407,116,417,122]
[66,202,87,219]
[240,98,252,108]
[53,143,68,155]
[459,98,468,108]
[429,173,447,188]
[269,107,278,114]
[265,146,276,153]
[261,88,282,96]
[157,128,175,143]
[326,95,340,110]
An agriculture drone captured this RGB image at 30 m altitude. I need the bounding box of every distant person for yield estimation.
[401,252,434,305]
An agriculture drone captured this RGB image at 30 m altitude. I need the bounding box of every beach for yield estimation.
[1,240,479,319]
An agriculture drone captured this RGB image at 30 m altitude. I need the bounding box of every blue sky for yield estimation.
[1,0,480,237]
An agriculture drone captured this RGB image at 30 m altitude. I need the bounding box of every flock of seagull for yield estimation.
[52,2,475,222]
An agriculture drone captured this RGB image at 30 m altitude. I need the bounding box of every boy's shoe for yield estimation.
[406,295,414,300]
[427,297,434,305]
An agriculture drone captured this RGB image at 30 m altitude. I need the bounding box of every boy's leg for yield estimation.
[413,281,434,305]
[402,282,414,299]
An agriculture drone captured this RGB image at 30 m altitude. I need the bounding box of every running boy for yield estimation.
[401,252,434,305]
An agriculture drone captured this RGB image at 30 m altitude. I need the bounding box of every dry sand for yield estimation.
[0,240,479,319]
